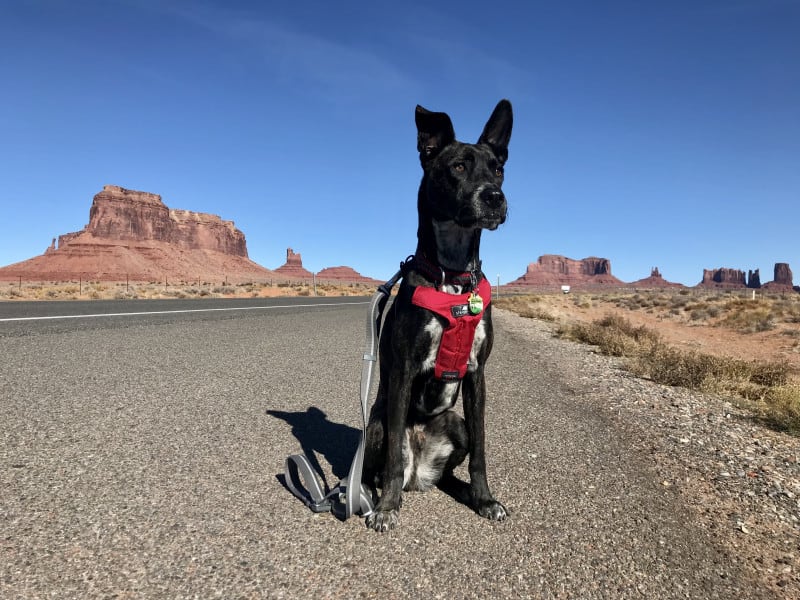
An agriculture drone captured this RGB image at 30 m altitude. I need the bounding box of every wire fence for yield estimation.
[0,276,381,301]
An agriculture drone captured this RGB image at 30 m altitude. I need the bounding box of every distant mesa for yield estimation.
[0,185,271,283]
[506,254,625,288]
[698,267,748,289]
[0,186,375,285]
[506,256,797,292]
[317,265,381,285]
[699,263,796,291]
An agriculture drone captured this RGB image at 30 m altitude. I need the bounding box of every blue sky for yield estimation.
[1,0,798,286]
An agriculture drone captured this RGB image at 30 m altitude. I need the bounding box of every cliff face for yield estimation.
[762,263,795,290]
[59,185,248,257]
[0,185,271,282]
[698,268,748,288]
[506,254,625,288]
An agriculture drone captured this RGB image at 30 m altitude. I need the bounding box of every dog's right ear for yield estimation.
[416,105,455,164]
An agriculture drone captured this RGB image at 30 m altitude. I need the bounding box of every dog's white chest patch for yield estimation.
[467,318,486,372]
[422,316,443,372]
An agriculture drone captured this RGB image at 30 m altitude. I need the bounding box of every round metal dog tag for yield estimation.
[468,292,483,315]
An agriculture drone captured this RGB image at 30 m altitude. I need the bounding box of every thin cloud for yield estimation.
[162,3,418,102]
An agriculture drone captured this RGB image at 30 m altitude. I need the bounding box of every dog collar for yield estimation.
[403,254,482,290]
[410,276,492,381]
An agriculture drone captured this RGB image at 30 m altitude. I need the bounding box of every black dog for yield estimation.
[363,100,513,532]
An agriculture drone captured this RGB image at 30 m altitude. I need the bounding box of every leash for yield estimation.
[283,268,403,519]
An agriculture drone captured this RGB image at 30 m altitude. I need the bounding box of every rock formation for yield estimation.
[72,185,248,256]
[630,267,683,288]
[316,266,380,285]
[747,269,761,289]
[0,185,273,283]
[762,263,795,291]
[273,248,314,280]
[698,268,748,288]
[506,255,625,288]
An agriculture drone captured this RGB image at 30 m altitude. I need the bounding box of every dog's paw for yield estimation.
[365,509,399,532]
[477,499,509,521]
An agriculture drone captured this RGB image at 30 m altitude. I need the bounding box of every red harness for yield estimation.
[410,277,492,381]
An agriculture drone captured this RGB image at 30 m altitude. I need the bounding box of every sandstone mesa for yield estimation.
[0,186,376,285]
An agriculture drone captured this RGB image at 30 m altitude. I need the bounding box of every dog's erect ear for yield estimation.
[478,99,513,163]
[416,105,456,163]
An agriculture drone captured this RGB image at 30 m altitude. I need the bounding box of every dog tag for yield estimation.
[468,292,483,315]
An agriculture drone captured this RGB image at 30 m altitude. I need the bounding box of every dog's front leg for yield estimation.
[462,368,508,521]
[366,366,412,532]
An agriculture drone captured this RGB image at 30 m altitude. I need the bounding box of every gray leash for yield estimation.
[283,269,402,520]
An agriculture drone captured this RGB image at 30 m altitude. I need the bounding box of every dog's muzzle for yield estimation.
[480,187,505,210]
[471,185,507,229]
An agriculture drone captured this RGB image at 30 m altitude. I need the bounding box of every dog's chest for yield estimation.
[414,312,486,416]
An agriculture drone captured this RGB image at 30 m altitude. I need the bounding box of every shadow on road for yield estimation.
[267,406,360,483]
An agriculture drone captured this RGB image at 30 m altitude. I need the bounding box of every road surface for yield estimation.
[0,298,773,598]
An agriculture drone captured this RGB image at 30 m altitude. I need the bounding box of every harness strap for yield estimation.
[282,268,402,519]
[411,277,492,381]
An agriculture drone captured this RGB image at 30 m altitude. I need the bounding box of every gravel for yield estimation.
[498,309,800,596]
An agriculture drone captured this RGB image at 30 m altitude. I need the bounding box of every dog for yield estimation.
[363,100,513,532]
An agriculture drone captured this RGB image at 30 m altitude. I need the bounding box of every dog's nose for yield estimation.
[480,188,505,209]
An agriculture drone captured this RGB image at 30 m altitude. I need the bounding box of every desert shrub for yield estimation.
[760,385,800,432]
[630,343,787,399]
[114,290,138,300]
[557,313,795,428]
[495,295,556,321]
[718,303,775,333]
[556,315,659,357]
[573,295,592,309]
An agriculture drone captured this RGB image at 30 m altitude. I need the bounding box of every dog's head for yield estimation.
[415,100,512,231]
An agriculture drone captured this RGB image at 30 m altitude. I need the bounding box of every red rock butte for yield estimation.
[506,255,627,289]
[273,248,380,285]
[0,185,273,283]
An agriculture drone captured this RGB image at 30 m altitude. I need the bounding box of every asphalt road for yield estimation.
[0,298,773,598]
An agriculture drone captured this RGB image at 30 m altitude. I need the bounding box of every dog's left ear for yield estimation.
[416,105,456,164]
[478,99,513,163]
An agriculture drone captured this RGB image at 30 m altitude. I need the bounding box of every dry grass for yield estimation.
[494,295,557,321]
[557,314,798,432]
[502,291,800,434]
[0,280,377,301]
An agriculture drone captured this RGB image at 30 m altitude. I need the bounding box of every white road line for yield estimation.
[0,301,370,323]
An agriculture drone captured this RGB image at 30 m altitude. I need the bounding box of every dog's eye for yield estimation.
[453,163,466,173]
[494,167,504,177]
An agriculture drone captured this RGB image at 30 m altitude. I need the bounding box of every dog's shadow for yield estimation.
[267,407,360,487]
[268,406,475,513]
